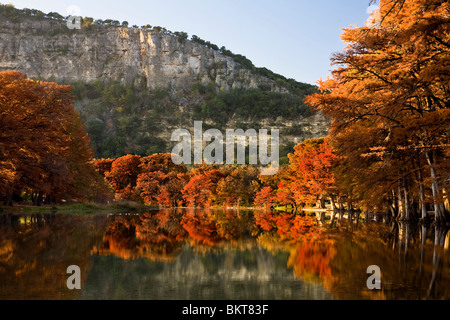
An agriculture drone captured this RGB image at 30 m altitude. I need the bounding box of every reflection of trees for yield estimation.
[256,228,337,293]
[207,209,259,242]
[254,211,337,291]
[181,211,222,246]
[287,239,337,289]
[99,209,260,259]
[2,210,448,300]
[0,213,106,299]
[256,214,450,300]
[328,222,450,300]
[99,211,188,262]
[421,223,449,299]
[253,210,321,242]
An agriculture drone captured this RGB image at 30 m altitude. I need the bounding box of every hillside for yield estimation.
[0,4,329,159]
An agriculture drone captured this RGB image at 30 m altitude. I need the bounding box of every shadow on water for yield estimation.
[0,209,448,300]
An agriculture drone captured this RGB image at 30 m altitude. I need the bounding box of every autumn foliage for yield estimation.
[305,0,450,222]
[95,154,269,208]
[286,138,338,208]
[90,139,339,211]
[254,210,320,242]
[3,0,447,227]
[0,71,110,205]
[254,187,276,209]
[90,1,448,225]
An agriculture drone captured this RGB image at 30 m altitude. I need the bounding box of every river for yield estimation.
[0,209,448,300]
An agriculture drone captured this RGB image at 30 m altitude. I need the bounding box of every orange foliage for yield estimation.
[94,159,114,177]
[254,211,320,242]
[288,239,337,289]
[181,169,224,207]
[0,70,105,205]
[140,153,186,174]
[276,180,296,207]
[157,186,172,207]
[254,210,278,232]
[106,154,141,200]
[287,138,338,205]
[181,213,221,246]
[135,170,165,204]
[254,186,276,208]
[305,0,450,220]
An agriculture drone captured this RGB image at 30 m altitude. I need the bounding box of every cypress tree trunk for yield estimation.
[398,183,404,221]
[36,191,43,207]
[417,168,428,220]
[330,194,338,211]
[4,190,13,207]
[402,177,415,221]
[425,151,447,222]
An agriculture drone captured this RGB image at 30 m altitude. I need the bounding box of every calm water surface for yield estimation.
[0,209,448,300]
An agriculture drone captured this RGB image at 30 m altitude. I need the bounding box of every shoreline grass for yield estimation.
[0,201,158,215]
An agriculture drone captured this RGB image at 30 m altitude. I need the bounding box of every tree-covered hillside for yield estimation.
[72,79,321,160]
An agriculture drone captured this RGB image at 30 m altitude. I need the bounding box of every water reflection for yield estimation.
[0,209,448,300]
[0,213,107,300]
[82,209,332,299]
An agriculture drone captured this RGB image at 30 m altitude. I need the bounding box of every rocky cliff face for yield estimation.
[0,8,329,158]
[0,17,282,92]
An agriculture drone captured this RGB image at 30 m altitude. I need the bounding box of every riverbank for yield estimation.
[0,202,268,215]
[0,201,159,215]
[0,203,326,215]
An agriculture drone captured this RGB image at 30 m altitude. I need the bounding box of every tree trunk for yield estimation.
[365,211,370,223]
[420,225,428,246]
[391,190,398,219]
[425,151,447,222]
[4,190,13,207]
[402,177,415,221]
[292,202,297,213]
[317,194,326,209]
[330,195,338,211]
[339,199,345,220]
[36,191,43,207]
[347,200,353,222]
[388,198,398,220]
[434,225,449,247]
[330,210,336,226]
[398,183,404,221]
[417,168,428,220]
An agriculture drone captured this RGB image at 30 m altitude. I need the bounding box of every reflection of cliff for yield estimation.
[81,244,331,300]
[84,210,333,299]
[2,210,446,300]
[0,213,106,300]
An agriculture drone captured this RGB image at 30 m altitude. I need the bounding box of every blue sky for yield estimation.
[4,0,374,85]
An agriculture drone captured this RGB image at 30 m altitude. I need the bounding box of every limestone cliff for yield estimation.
[1,14,284,92]
[0,6,330,158]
